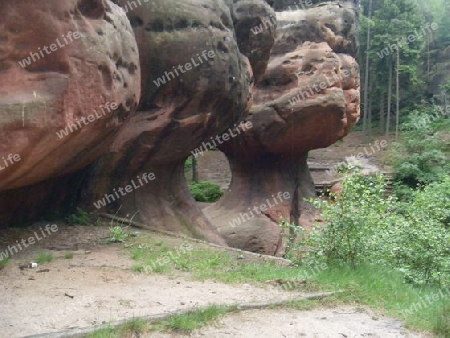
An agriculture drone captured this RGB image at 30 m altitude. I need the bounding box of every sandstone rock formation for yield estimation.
[78,0,275,244]
[0,0,359,256]
[0,0,140,225]
[204,0,360,254]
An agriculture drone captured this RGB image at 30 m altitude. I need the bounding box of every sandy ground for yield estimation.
[170,307,425,338]
[0,224,429,338]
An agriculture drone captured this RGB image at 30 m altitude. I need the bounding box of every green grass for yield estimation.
[159,305,228,332]
[311,264,450,335]
[124,237,449,336]
[0,256,9,268]
[87,326,115,338]
[64,252,74,259]
[35,252,53,264]
[87,319,149,338]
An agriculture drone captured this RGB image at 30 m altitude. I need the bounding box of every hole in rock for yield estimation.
[184,150,231,203]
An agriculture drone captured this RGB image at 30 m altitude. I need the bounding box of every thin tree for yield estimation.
[363,0,373,137]
[386,58,393,137]
[192,156,198,182]
[379,91,385,135]
[395,49,400,141]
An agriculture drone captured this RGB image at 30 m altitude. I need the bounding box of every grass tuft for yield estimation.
[64,252,74,259]
[160,305,228,333]
[35,252,53,264]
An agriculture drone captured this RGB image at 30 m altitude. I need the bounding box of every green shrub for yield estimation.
[35,252,53,264]
[390,107,449,193]
[188,181,223,203]
[66,207,90,226]
[108,226,130,243]
[298,169,450,286]
[184,156,193,171]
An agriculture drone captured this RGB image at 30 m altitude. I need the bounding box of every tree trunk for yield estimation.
[379,92,385,135]
[362,0,373,136]
[368,75,373,139]
[192,156,199,182]
[386,59,393,137]
[395,50,400,141]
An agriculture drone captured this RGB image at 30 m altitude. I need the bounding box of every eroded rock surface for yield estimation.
[75,0,274,244]
[0,0,140,225]
[204,0,360,254]
[0,0,359,256]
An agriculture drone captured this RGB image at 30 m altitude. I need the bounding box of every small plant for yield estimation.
[188,181,223,202]
[279,218,304,261]
[107,226,130,243]
[66,207,90,226]
[88,318,149,337]
[64,252,74,259]
[35,252,53,264]
[0,256,10,269]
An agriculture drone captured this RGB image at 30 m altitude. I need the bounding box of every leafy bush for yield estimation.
[297,169,450,286]
[108,226,130,243]
[302,169,394,268]
[392,177,450,285]
[66,207,90,226]
[184,156,193,171]
[188,181,223,203]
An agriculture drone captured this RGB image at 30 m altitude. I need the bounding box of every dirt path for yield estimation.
[0,224,429,338]
[168,307,424,338]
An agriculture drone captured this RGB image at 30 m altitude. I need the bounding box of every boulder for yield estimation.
[204,0,360,255]
[0,0,140,225]
[76,0,274,244]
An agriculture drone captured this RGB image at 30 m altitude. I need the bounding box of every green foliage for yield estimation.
[184,156,193,171]
[107,226,130,243]
[303,169,393,268]
[390,106,450,190]
[360,0,426,116]
[297,169,450,286]
[66,207,90,226]
[434,303,450,337]
[0,256,9,268]
[87,319,148,338]
[393,177,450,285]
[35,252,53,264]
[188,181,223,202]
[64,252,74,259]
